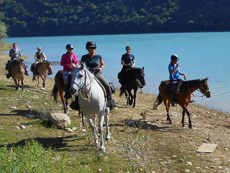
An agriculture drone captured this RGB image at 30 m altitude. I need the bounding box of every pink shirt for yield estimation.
[60,53,78,71]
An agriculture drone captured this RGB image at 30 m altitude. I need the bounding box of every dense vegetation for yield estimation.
[1,0,230,37]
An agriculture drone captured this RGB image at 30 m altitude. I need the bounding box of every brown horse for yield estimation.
[32,61,53,88]
[153,78,211,129]
[51,70,71,113]
[10,59,25,91]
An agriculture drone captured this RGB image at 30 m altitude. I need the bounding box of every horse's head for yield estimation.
[138,67,146,87]
[47,62,53,75]
[199,77,211,98]
[69,63,87,96]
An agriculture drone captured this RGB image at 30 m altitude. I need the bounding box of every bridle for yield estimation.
[186,79,210,97]
[199,81,210,97]
[71,69,91,101]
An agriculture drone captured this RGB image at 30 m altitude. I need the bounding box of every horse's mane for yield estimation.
[84,68,95,83]
[12,59,22,66]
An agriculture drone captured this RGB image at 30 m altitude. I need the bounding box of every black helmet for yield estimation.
[171,54,179,61]
[66,44,74,50]
[86,41,97,50]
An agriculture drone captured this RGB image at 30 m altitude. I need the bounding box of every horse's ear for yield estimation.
[205,77,209,80]
[80,62,84,69]
[142,66,144,70]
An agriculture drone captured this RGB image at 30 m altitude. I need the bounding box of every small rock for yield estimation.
[27,105,32,108]
[10,107,16,109]
[16,126,20,130]
[179,159,184,162]
[19,125,26,129]
[186,162,193,166]
[185,169,190,173]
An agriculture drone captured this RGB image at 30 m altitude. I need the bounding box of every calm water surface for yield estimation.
[3,32,230,113]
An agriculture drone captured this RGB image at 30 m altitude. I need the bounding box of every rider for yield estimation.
[32,47,47,75]
[168,54,186,106]
[60,44,79,99]
[80,41,116,109]
[6,43,29,79]
[118,46,135,90]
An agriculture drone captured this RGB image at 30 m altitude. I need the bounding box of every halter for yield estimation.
[199,80,210,97]
[186,79,210,97]
[71,69,91,101]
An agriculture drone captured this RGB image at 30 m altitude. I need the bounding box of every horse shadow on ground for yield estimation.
[0,135,89,152]
[123,119,184,132]
[6,84,31,89]
[0,109,46,120]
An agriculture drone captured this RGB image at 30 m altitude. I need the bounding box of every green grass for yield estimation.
[0,140,91,173]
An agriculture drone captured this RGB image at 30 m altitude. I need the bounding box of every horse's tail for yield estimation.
[51,84,58,102]
[153,93,162,110]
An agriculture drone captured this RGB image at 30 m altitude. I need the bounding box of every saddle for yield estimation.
[162,79,183,95]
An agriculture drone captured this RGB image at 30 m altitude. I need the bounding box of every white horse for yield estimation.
[69,64,110,152]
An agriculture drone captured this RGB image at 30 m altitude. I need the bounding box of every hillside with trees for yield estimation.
[1,0,230,37]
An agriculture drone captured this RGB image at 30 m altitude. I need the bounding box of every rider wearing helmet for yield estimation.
[60,44,79,99]
[118,46,135,90]
[80,41,116,109]
[168,54,186,106]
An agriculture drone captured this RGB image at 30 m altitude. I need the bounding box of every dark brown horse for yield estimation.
[32,61,53,88]
[51,70,71,113]
[10,59,25,91]
[120,67,146,108]
[153,78,211,129]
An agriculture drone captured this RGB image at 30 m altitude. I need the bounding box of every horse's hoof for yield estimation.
[189,125,192,129]
[105,134,111,141]
[99,147,106,153]
[133,105,136,108]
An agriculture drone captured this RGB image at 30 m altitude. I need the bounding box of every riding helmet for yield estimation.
[66,44,74,50]
[171,54,179,61]
[86,41,97,50]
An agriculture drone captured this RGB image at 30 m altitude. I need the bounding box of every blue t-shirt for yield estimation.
[121,53,135,66]
[168,62,180,80]
[81,54,102,72]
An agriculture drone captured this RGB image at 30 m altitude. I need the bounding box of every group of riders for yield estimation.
[5,42,187,108]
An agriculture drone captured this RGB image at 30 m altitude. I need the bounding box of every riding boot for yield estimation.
[106,90,116,109]
[24,64,30,76]
[6,71,12,79]
[70,96,80,111]
[64,84,71,99]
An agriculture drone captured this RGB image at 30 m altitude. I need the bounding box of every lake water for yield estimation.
[3,32,230,113]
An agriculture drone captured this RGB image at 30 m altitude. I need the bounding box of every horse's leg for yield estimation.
[133,89,137,108]
[104,107,110,141]
[21,78,24,91]
[127,90,133,106]
[164,98,172,124]
[59,90,68,113]
[87,117,99,148]
[14,79,19,90]
[36,76,39,87]
[182,110,186,127]
[43,76,46,88]
[181,105,192,129]
[98,111,106,152]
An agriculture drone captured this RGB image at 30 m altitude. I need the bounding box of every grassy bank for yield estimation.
[0,42,230,172]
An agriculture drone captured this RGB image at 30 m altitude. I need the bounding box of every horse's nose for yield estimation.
[69,87,76,95]
[206,91,211,98]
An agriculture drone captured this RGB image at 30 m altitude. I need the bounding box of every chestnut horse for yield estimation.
[153,78,211,129]
[32,61,53,88]
[51,70,71,113]
[10,59,25,91]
